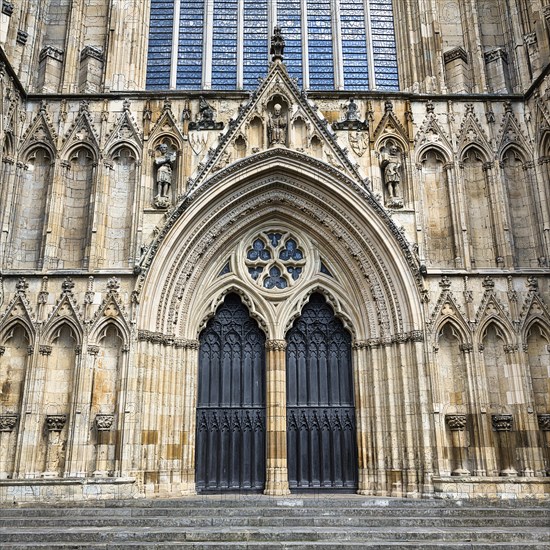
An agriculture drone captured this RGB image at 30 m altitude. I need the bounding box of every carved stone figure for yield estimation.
[270,26,285,62]
[381,144,403,208]
[346,98,360,121]
[268,104,287,147]
[188,97,223,131]
[154,143,176,209]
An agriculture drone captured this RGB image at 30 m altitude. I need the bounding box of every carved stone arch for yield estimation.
[89,310,131,347]
[106,140,141,164]
[523,318,550,346]
[42,296,84,346]
[2,131,15,157]
[281,283,358,340]
[0,296,36,342]
[416,144,452,166]
[500,144,528,165]
[0,317,35,347]
[478,316,516,349]
[433,314,472,348]
[62,142,98,164]
[460,144,490,164]
[137,157,422,344]
[375,133,409,156]
[540,129,550,157]
[194,283,270,340]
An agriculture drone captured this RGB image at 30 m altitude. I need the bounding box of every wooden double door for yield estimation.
[195,293,357,492]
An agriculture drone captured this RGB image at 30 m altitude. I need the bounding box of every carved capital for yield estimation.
[409,331,424,343]
[446,414,467,431]
[352,340,369,350]
[39,344,52,356]
[88,345,100,356]
[459,343,474,353]
[27,345,34,356]
[443,46,468,65]
[266,340,287,351]
[367,338,381,349]
[95,414,114,432]
[492,414,513,432]
[45,415,67,432]
[537,414,550,431]
[503,344,518,354]
[0,414,18,432]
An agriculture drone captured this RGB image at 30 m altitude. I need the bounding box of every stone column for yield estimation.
[445,414,470,476]
[264,340,290,496]
[0,414,19,478]
[537,414,550,476]
[180,340,200,495]
[352,341,370,495]
[93,414,115,477]
[491,414,517,476]
[43,415,67,478]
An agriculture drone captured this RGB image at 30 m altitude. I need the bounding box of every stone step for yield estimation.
[1,515,548,529]
[1,526,548,545]
[2,544,550,550]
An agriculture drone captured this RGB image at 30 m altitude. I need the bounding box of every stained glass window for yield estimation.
[212,0,238,89]
[176,0,204,88]
[244,1,269,88]
[146,0,174,89]
[146,0,399,91]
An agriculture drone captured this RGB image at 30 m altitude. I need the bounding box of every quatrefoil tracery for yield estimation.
[246,232,305,290]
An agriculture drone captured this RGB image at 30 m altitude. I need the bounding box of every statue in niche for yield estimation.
[381,143,403,208]
[154,143,176,209]
[268,104,287,147]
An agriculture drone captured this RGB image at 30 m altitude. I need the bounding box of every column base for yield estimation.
[451,468,471,476]
[264,467,290,496]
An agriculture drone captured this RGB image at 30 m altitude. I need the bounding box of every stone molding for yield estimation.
[484,48,508,64]
[39,46,64,63]
[537,414,550,431]
[265,340,287,351]
[443,47,468,65]
[95,414,114,432]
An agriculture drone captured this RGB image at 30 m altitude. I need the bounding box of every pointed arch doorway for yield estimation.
[195,294,266,491]
[286,293,358,490]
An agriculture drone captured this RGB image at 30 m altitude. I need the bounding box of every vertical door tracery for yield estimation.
[195,294,266,491]
[286,293,358,490]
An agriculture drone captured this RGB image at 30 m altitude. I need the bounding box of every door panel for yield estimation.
[286,293,358,489]
[196,294,266,491]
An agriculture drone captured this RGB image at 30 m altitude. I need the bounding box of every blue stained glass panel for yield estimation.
[307,0,334,90]
[341,0,369,90]
[176,0,204,89]
[146,0,174,89]
[244,0,269,89]
[277,0,303,85]
[369,0,399,90]
[212,0,238,89]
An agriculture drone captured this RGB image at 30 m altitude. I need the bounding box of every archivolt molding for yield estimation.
[137,169,424,340]
[136,149,423,296]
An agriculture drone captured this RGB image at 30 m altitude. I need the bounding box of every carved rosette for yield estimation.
[0,414,19,432]
[492,414,513,432]
[446,414,467,432]
[95,414,114,432]
[45,415,67,432]
[537,414,550,432]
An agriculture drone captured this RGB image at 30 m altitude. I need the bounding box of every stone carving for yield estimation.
[45,415,67,432]
[492,414,513,432]
[380,142,403,208]
[188,97,223,131]
[332,98,369,132]
[154,143,176,209]
[0,414,18,432]
[270,26,285,62]
[537,414,550,431]
[446,414,467,431]
[95,414,114,432]
[268,104,287,147]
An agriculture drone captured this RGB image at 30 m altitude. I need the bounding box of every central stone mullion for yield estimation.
[264,339,290,496]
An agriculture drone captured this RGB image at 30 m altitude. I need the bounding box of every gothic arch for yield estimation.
[137,152,424,341]
[477,315,516,348]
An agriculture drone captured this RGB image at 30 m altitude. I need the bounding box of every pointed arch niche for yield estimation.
[10,147,52,268]
[103,146,137,268]
[420,149,455,268]
[462,148,497,268]
[526,323,550,414]
[481,324,509,411]
[59,147,95,268]
[0,325,30,479]
[501,148,539,267]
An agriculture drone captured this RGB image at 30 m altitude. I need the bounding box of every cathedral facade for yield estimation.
[0,1,549,501]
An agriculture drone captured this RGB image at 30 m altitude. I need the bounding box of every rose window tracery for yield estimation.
[246,233,305,289]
